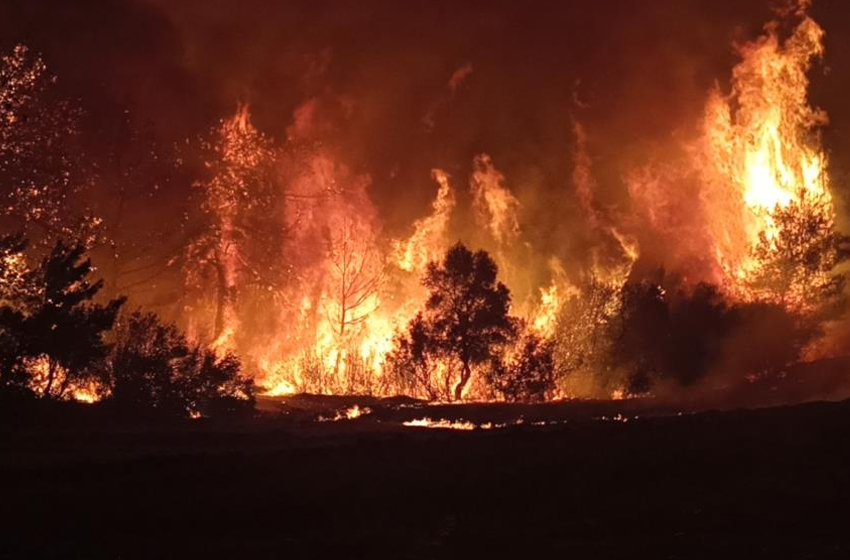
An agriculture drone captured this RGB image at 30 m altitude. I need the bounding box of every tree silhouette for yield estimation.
[391,243,516,400]
[0,233,30,392]
[666,283,735,386]
[385,313,450,400]
[608,280,671,395]
[488,330,555,402]
[110,311,191,414]
[24,241,124,398]
[109,311,254,418]
[184,348,254,418]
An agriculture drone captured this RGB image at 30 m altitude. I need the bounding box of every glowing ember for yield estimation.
[403,418,477,430]
[319,404,372,421]
[23,356,105,403]
[70,383,101,404]
[401,416,576,430]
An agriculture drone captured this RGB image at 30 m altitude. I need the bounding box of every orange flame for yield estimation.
[700,10,832,287]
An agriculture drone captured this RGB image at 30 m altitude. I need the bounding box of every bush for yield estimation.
[386,243,517,401]
[109,312,254,418]
[489,332,555,402]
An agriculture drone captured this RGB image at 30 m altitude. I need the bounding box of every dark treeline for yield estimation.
[0,226,846,417]
[386,234,848,402]
[0,235,254,420]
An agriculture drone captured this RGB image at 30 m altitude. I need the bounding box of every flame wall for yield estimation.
[5,0,849,400]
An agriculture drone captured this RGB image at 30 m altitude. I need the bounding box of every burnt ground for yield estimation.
[2,393,850,560]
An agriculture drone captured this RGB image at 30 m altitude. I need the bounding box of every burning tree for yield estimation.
[388,243,517,400]
[322,216,383,377]
[745,192,847,313]
[185,105,278,348]
[699,8,836,298]
[551,279,621,397]
[0,45,100,250]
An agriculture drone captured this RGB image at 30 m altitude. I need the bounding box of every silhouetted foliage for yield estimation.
[109,311,254,418]
[600,277,818,395]
[0,306,27,394]
[387,243,517,400]
[385,313,454,400]
[24,241,125,399]
[0,238,254,418]
[666,283,735,386]
[488,331,555,402]
[184,349,254,418]
[109,312,189,414]
[1,238,127,399]
[718,301,817,382]
[0,233,30,392]
[0,239,124,399]
[610,280,671,395]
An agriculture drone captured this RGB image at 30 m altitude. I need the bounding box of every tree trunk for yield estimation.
[57,373,72,400]
[43,360,58,398]
[213,258,227,339]
[453,361,471,401]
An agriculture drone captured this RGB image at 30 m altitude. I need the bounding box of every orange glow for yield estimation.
[25,356,104,403]
[403,417,477,430]
[699,10,832,291]
[173,1,837,402]
[393,169,455,273]
[470,154,521,245]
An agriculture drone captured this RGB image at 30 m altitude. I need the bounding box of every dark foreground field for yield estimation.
[2,396,850,559]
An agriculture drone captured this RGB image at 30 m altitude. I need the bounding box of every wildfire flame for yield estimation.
[24,356,104,403]
[700,8,833,288]
[393,169,455,273]
[176,0,837,401]
[248,160,458,396]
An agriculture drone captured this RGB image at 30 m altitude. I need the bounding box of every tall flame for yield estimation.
[700,9,832,286]
[180,1,837,401]
[393,169,455,273]
[470,154,521,246]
